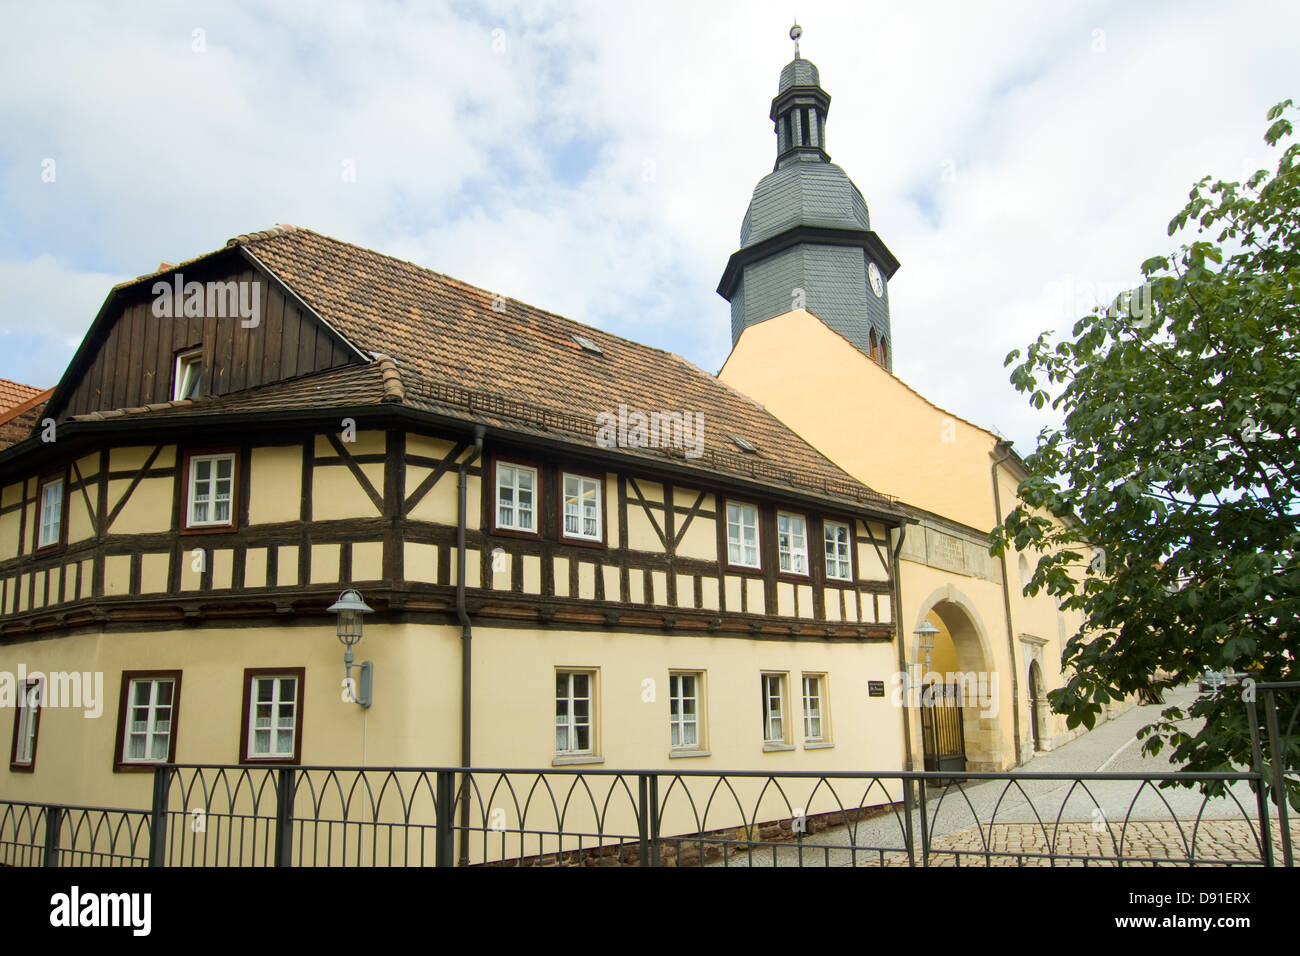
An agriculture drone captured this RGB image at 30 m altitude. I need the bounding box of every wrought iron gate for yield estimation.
[920,682,967,773]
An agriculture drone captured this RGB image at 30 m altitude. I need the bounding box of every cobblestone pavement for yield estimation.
[696,818,1299,868]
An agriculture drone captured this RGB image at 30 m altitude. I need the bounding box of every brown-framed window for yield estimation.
[35,472,67,553]
[239,668,305,764]
[491,456,541,537]
[9,677,43,772]
[181,448,239,532]
[113,670,182,772]
[822,517,855,582]
[559,469,606,546]
[724,499,762,570]
[776,510,810,577]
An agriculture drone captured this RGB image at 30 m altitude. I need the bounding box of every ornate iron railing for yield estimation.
[2,765,1292,868]
[3,683,1294,868]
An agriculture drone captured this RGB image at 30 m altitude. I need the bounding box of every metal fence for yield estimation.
[3,683,1295,868]
[3,764,1294,869]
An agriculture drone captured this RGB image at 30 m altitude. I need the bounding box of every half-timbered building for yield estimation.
[1,224,911,809]
[1,40,1124,830]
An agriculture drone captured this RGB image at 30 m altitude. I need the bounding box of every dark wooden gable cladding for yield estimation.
[54,250,359,421]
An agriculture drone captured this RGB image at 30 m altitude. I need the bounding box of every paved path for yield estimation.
[702,686,1293,867]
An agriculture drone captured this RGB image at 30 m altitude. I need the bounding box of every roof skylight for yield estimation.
[730,435,759,453]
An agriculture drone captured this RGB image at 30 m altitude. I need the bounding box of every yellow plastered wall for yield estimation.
[405,543,438,584]
[1,623,914,852]
[675,495,717,561]
[248,446,302,524]
[0,489,21,560]
[314,466,382,520]
[720,310,998,532]
[107,477,172,534]
[0,622,462,808]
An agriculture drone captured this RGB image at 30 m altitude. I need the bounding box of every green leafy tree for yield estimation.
[994,100,1299,806]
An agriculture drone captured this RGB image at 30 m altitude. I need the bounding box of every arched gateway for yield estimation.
[913,585,1005,772]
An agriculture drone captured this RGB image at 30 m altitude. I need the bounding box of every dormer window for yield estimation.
[174,348,203,400]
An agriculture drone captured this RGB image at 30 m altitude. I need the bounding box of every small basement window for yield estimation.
[571,334,603,355]
[174,348,204,400]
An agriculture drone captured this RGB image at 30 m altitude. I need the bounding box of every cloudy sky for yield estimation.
[1,0,1296,452]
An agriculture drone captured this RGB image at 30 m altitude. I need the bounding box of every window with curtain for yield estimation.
[777,512,808,574]
[824,521,852,580]
[555,671,593,754]
[123,678,175,763]
[248,675,298,759]
[562,473,601,541]
[762,673,786,743]
[10,678,42,768]
[187,453,235,527]
[802,675,825,741]
[727,502,760,568]
[37,477,63,549]
[496,462,537,533]
[669,673,701,749]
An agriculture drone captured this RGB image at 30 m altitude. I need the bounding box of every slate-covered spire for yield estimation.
[718,26,901,371]
[771,25,832,171]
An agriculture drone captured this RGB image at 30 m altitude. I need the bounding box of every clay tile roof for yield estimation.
[0,378,46,415]
[0,381,53,449]
[226,228,893,510]
[64,362,392,425]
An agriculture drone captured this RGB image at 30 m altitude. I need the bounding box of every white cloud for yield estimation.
[0,0,1295,450]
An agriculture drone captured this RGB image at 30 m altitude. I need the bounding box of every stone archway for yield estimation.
[913,585,1004,771]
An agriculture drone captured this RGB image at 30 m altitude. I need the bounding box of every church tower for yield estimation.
[718,24,900,370]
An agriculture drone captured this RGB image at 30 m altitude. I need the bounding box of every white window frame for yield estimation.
[247,675,299,760]
[824,520,852,581]
[669,672,704,751]
[776,511,809,575]
[555,670,595,756]
[122,677,176,765]
[726,501,761,569]
[495,461,538,534]
[12,678,42,767]
[802,674,827,742]
[561,472,602,542]
[37,477,64,549]
[174,347,203,401]
[762,673,788,744]
[186,453,236,528]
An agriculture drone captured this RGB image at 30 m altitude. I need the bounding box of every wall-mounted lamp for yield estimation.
[328,588,374,708]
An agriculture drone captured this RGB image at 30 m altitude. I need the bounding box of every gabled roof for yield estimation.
[6,226,898,514]
[235,227,894,510]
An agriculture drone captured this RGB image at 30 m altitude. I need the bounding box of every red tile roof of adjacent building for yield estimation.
[0,379,47,415]
[0,380,53,449]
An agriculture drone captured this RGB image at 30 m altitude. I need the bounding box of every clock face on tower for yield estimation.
[867,261,885,297]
